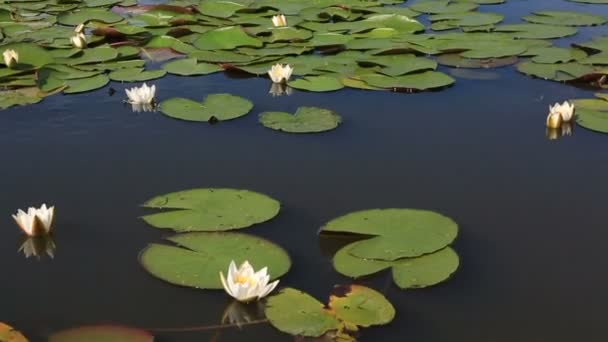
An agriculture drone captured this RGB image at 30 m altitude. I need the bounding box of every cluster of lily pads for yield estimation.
[2,0,608,132]
[131,187,460,339]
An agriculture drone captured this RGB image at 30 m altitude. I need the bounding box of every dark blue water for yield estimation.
[2,0,608,341]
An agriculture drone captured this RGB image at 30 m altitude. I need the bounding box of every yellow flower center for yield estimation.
[235,274,256,286]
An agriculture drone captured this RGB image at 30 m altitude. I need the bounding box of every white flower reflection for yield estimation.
[268,82,293,97]
[19,235,56,259]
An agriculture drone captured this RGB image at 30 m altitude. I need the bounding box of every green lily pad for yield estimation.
[321,208,458,260]
[198,1,245,18]
[522,11,607,27]
[48,325,153,342]
[0,87,43,109]
[159,94,253,122]
[140,232,291,289]
[526,47,587,64]
[516,61,594,81]
[265,288,340,337]
[392,247,460,288]
[494,24,577,39]
[328,285,395,327]
[141,188,279,231]
[265,285,394,338]
[288,76,344,92]
[430,12,504,28]
[63,74,109,93]
[436,54,518,68]
[360,71,455,91]
[108,68,166,82]
[573,98,608,133]
[57,8,123,25]
[259,106,342,133]
[193,26,263,50]
[162,58,222,76]
[411,0,478,14]
[333,242,460,289]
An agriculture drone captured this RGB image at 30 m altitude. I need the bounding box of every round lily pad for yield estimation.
[522,11,607,27]
[392,247,460,289]
[328,285,395,327]
[259,107,342,134]
[321,208,458,260]
[159,94,253,122]
[574,98,608,133]
[162,58,222,76]
[141,188,280,231]
[48,325,153,342]
[108,68,166,82]
[265,288,340,337]
[140,232,291,289]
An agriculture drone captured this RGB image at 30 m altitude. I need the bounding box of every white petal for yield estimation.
[220,271,235,297]
[258,279,279,299]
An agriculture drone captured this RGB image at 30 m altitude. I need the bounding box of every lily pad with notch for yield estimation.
[140,232,291,289]
[141,188,279,231]
[159,93,253,122]
[259,106,342,134]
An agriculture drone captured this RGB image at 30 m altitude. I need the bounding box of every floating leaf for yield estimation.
[141,188,279,231]
[516,61,594,81]
[391,247,460,288]
[57,8,123,25]
[288,76,344,92]
[360,71,455,91]
[321,209,458,260]
[108,68,166,82]
[573,97,608,133]
[266,286,394,339]
[0,43,53,69]
[522,11,607,27]
[193,26,263,50]
[328,285,395,327]
[162,58,222,76]
[0,87,43,109]
[63,74,109,94]
[494,24,577,39]
[159,94,253,122]
[48,325,153,342]
[265,288,340,337]
[410,0,478,14]
[140,232,291,289]
[259,107,342,134]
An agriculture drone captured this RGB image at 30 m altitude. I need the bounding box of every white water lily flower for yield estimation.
[125,83,156,105]
[271,14,287,27]
[267,64,293,83]
[3,49,18,68]
[71,32,87,49]
[12,204,55,236]
[549,101,575,122]
[220,260,279,302]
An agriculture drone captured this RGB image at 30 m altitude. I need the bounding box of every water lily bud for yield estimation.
[271,14,287,27]
[71,32,87,49]
[3,49,18,68]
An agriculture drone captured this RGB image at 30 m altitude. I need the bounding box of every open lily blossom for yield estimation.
[549,101,575,122]
[71,32,87,49]
[272,14,287,27]
[3,49,18,68]
[220,260,279,302]
[12,204,55,237]
[125,83,156,105]
[268,64,293,83]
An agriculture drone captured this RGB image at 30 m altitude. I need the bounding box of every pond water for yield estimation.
[2,0,608,341]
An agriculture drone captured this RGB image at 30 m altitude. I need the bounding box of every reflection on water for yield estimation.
[546,122,574,141]
[221,301,266,329]
[19,236,55,260]
[130,102,156,113]
[268,83,293,97]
